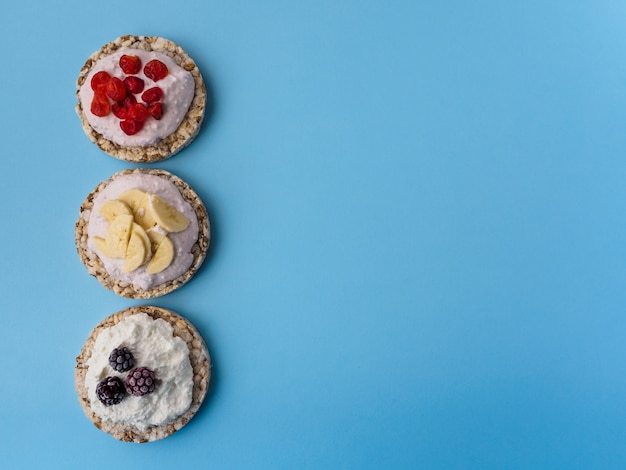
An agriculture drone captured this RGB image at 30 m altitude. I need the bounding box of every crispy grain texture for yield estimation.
[76,35,205,162]
[75,168,210,299]
[75,306,211,443]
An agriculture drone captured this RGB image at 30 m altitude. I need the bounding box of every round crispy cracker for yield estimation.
[76,35,206,162]
[75,168,210,299]
[75,306,211,443]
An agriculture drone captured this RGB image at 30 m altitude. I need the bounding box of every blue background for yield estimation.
[1,0,626,468]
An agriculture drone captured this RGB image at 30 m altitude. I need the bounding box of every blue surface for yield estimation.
[2,0,626,468]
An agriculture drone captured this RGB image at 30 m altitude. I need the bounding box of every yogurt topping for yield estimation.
[88,173,199,290]
[79,47,195,146]
[85,313,193,431]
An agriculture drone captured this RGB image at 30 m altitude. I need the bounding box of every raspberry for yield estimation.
[105,76,127,101]
[148,102,163,120]
[127,102,149,122]
[124,76,145,94]
[121,94,137,108]
[112,102,127,119]
[90,91,110,117]
[90,71,111,92]
[144,59,168,82]
[96,376,126,406]
[125,367,156,396]
[120,119,144,135]
[108,347,135,372]
[141,87,163,104]
[119,54,142,75]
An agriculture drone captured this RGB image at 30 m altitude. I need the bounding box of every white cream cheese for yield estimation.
[79,47,195,146]
[87,173,199,290]
[85,313,193,431]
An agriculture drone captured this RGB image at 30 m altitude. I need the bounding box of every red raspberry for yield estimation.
[127,102,149,122]
[121,94,137,108]
[148,102,163,120]
[105,76,127,101]
[124,76,145,94]
[144,59,168,82]
[141,87,163,104]
[119,54,142,75]
[90,91,110,117]
[112,102,128,119]
[120,119,144,135]
[90,71,111,92]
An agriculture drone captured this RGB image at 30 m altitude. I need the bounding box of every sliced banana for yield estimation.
[147,228,166,251]
[131,223,152,264]
[99,200,132,222]
[123,228,148,273]
[93,188,188,274]
[147,235,175,274]
[92,236,117,258]
[117,189,148,213]
[119,189,157,230]
[149,194,190,233]
[105,213,134,258]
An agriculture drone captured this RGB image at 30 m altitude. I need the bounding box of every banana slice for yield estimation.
[147,229,166,251]
[132,223,152,263]
[105,213,134,258]
[93,236,117,258]
[118,189,158,230]
[117,189,148,213]
[147,235,175,274]
[123,229,148,273]
[99,200,132,222]
[149,195,190,233]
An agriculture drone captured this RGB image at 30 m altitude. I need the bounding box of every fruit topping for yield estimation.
[93,189,188,273]
[99,200,132,221]
[108,347,135,372]
[120,119,144,136]
[96,376,126,406]
[104,213,134,258]
[90,71,111,92]
[87,53,169,134]
[141,87,163,104]
[149,194,190,232]
[123,225,149,273]
[111,102,128,120]
[105,76,127,101]
[148,102,163,120]
[125,367,157,396]
[127,102,149,122]
[123,76,145,94]
[147,235,174,274]
[90,91,111,117]
[144,59,168,82]
[119,54,142,75]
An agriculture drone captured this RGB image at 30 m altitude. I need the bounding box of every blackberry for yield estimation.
[108,347,135,372]
[96,376,126,406]
[125,367,157,396]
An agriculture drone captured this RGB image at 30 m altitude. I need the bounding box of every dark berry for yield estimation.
[96,376,126,406]
[125,367,156,396]
[108,347,135,372]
